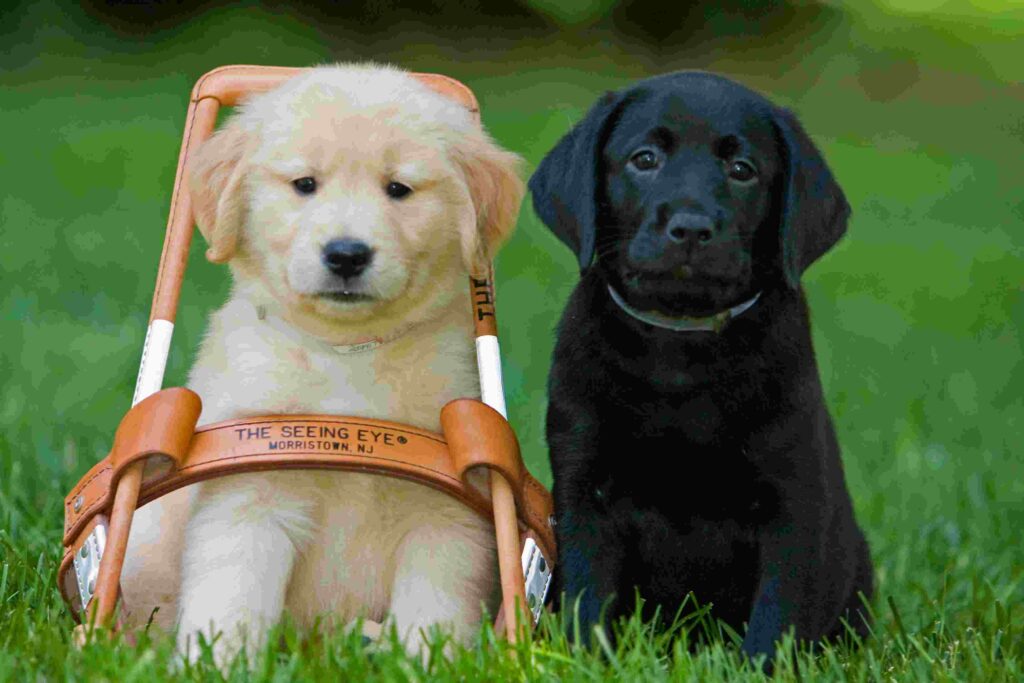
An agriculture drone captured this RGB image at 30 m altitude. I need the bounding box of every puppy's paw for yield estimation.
[396,620,456,668]
[175,625,223,671]
[740,631,783,676]
[359,619,383,645]
[175,619,263,674]
[740,645,776,676]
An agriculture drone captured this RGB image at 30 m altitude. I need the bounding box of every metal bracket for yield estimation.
[73,522,107,614]
[521,537,552,624]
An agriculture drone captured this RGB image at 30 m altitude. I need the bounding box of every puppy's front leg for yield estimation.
[176,474,313,665]
[548,399,625,641]
[553,501,626,641]
[387,507,496,657]
[741,503,825,668]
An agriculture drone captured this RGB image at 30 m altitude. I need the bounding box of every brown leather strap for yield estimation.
[443,399,531,639]
[190,64,479,113]
[470,274,498,337]
[150,96,217,321]
[443,399,524,500]
[60,390,555,621]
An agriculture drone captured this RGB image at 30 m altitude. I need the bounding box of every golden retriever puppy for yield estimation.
[119,63,523,663]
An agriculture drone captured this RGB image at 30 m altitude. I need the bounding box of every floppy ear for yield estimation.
[186,122,251,264]
[452,132,525,277]
[772,107,851,288]
[528,91,625,272]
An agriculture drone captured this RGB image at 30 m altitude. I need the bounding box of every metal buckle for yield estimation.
[73,522,107,614]
[521,537,552,624]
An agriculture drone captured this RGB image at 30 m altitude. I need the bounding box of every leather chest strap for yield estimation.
[59,389,555,619]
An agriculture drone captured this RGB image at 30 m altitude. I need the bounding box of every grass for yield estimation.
[1,0,1021,679]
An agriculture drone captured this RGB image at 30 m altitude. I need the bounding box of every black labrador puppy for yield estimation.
[529,71,873,662]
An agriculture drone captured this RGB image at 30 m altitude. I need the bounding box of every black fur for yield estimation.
[529,71,873,665]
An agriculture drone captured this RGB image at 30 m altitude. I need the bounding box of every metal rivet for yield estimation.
[73,495,84,513]
[538,556,547,574]
[79,543,89,559]
[527,593,538,609]
[87,578,96,595]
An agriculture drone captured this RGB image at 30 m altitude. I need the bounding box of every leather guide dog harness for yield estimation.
[58,65,555,643]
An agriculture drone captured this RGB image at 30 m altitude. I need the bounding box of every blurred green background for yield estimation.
[1,0,1021,658]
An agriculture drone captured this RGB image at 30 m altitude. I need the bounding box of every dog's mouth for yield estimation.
[615,267,749,317]
[621,266,694,284]
[620,266,742,291]
[315,291,377,304]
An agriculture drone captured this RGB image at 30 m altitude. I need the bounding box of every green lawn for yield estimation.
[1,1,1021,679]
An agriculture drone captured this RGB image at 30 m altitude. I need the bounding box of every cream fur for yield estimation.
[120,63,523,664]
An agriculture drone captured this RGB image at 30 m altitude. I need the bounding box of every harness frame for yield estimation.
[58,65,554,644]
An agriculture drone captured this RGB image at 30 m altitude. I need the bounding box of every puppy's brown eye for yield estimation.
[385,181,412,199]
[728,160,757,183]
[292,177,317,195]
[630,150,659,171]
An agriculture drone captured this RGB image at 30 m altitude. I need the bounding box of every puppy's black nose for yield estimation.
[667,213,715,246]
[322,238,374,279]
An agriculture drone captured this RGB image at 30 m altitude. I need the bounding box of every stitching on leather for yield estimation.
[64,465,112,532]
[522,477,551,534]
[192,68,216,102]
[150,99,198,321]
[175,452,461,485]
